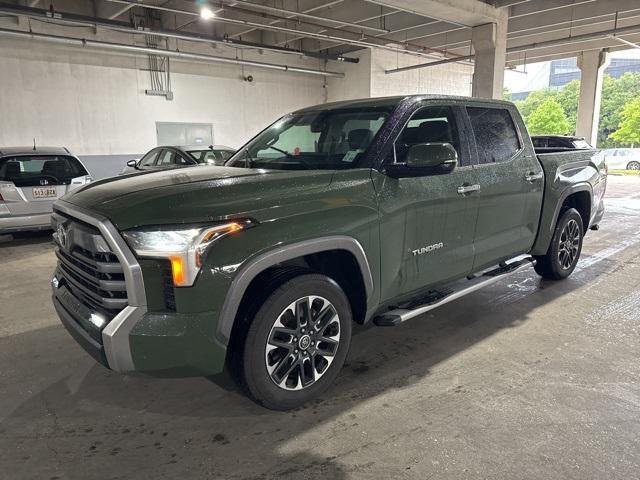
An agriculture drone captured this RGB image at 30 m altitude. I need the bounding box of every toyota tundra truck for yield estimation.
[50,95,606,410]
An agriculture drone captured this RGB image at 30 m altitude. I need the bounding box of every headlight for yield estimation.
[122,219,255,286]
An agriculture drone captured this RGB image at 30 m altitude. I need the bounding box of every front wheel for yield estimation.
[534,208,584,280]
[627,161,640,171]
[240,274,352,410]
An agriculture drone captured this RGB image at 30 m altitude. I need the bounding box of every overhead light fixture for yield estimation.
[200,6,215,20]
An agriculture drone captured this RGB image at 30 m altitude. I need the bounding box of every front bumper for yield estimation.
[52,270,228,377]
[0,212,52,234]
[51,201,228,377]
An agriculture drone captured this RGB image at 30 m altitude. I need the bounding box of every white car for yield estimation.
[597,148,640,171]
[0,147,92,233]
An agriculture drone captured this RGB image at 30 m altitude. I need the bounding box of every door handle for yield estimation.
[524,172,543,182]
[457,184,481,195]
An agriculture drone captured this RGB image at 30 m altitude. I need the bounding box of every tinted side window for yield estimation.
[139,149,159,167]
[395,106,464,165]
[467,107,520,164]
[532,138,547,148]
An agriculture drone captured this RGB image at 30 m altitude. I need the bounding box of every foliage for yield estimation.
[599,73,640,147]
[527,98,571,135]
[609,97,640,145]
[511,72,640,147]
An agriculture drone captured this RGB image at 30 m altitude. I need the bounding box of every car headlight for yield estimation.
[122,219,255,286]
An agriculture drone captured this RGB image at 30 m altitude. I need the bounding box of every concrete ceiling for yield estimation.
[4,0,640,66]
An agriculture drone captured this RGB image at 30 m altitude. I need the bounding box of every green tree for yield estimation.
[527,98,571,135]
[555,79,580,132]
[609,97,640,145]
[502,87,512,101]
[599,73,640,147]
[514,87,558,123]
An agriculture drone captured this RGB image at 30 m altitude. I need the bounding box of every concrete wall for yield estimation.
[369,50,473,97]
[0,20,472,179]
[0,23,326,178]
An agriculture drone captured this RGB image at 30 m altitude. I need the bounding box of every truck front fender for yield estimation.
[215,235,374,344]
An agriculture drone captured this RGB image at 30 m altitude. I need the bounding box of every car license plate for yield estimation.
[32,186,57,198]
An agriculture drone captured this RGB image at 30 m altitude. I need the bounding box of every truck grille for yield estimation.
[52,213,128,337]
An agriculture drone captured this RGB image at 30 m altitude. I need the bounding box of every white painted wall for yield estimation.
[0,38,325,157]
[0,20,472,178]
[369,50,473,97]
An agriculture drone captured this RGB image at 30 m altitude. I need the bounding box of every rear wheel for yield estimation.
[534,208,584,280]
[627,161,640,171]
[239,274,352,410]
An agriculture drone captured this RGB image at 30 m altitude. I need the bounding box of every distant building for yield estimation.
[506,54,640,100]
[549,57,640,88]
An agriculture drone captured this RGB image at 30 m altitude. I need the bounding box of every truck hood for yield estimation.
[61,165,335,230]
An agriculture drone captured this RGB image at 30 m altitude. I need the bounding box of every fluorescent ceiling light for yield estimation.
[200,6,215,20]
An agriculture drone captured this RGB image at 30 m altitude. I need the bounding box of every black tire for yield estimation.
[627,161,640,171]
[534,208,584,280]
[239,274,352,410]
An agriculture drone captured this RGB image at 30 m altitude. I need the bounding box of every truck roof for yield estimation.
[293,94,515,113]
[0,146,72,157]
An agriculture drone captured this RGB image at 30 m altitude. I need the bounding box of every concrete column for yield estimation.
[471,12,507,100]
[576,49,610,147]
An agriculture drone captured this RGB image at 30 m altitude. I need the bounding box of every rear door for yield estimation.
[466,105,544,271]
[0,155,90,216]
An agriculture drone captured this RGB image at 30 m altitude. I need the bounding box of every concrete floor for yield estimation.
[1,175,639,480]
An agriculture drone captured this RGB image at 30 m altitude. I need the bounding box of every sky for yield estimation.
[504,47,640,94]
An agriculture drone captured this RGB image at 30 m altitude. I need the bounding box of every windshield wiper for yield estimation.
[266,145,293,157]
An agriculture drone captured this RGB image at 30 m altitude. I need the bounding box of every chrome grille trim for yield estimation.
[52,200,147,372]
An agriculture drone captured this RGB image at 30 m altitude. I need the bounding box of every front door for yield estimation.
[465,105,544,271]
[377,104,480,302]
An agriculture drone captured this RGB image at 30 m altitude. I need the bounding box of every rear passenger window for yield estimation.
[467,107,520,163]
[395,106,465,165]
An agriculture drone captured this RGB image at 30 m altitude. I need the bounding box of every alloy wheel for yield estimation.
[558,218,581,270]
[265,296,340,391]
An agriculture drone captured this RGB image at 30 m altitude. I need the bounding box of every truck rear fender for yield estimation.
[531,183,592,255]
[216,236,374,346]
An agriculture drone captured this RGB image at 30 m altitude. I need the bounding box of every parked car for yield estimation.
[531,135,592,151]
[595,148,640,170]
[0,147,91,234]
[121,145,236,174]
[51,95,606,410]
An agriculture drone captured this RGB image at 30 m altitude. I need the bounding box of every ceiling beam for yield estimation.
[364,0,502,27]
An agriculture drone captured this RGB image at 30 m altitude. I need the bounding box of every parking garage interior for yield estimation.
[1,0,639,479]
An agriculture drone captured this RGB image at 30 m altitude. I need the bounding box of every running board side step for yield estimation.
[373,257,536,327]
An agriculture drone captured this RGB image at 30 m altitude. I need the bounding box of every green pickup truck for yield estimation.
[51,95,606,410]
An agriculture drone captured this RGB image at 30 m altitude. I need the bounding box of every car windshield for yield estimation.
[0,155,87,187]
[226,107,391,170]
[187,149,235,164]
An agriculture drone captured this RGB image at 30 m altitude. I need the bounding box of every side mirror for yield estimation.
[385,143,458,178]
[126,159,138,169]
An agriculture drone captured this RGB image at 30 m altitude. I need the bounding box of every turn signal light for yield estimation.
[170,256,186,286]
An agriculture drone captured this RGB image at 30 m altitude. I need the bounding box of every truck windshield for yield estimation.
[226,107,391,170]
